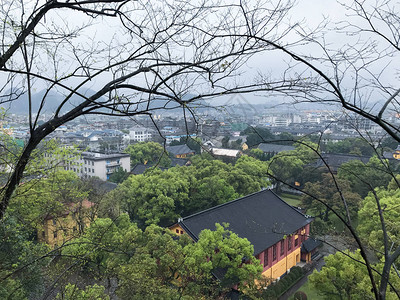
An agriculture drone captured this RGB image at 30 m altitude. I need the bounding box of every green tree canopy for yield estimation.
[124,142,171,168]
[115,168,190,228]
[266,140,319,193]
[301,173,361,223]
[108,167,129,184]
[61,217,262,299]
[358,188,400,260]
[338,156,393,198]
[9,170,89,231]
[242,127,275,148]
[109,156,268,227]
[0,215,50,299]
[56,284,110,300]
[322,137,375,156]
[309,250,399,300]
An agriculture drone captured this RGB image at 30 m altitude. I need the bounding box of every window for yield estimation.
[180,230,183,234]
[52,219,57,226]
[53,231,57,238]
[272,244,277,261]
[92,161,94,166]
[176,229,179,233]
[92,168,94,173]
[280,240,284,255]
[288,237,292,250]
[295,237,298,247]
[263,250,268,267]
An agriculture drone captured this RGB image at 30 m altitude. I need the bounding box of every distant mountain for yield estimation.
[0,90,210,116]
[0,88,101,115]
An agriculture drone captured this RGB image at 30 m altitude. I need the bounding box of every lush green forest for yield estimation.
[2,139,400,299]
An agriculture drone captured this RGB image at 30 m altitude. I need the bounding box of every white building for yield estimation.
[65,152,130,181]
[129,127,152,142]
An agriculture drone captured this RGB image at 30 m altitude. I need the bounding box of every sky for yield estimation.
[0,0,398,115]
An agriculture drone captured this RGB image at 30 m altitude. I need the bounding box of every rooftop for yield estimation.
[177,189,312,255]
[82,152,130,160]
[257,143,295,153]
[211,148,241,157]
[166,144,194,156]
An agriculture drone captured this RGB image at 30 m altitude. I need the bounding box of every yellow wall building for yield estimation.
[38,199,96,247]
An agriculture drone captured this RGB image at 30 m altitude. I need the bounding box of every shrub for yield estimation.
[294,291,307,300]
[261,266,305,299]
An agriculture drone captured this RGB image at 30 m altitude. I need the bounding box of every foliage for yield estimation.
[293,291,307,300]
[249,148,268,161]
[338,156,393,198]
[242,127,275,148]
[262,266,304,299]
[115,168,190,227]
[9,170,89,231]
[56,284,110,300]
[110,156,268,228]
[267,151,304,193]
[267,141,318,193]
[124,142,171,168]
[187,223,262,288]
[62,217,262,299]
[358,188,400,259]
[0,214,50,299]
[309,250,399,300]
[222,136,230,148]
[108,167,129,184]
[301,173,361,224]
[275,132,295,145]
[322,138,375,156]
[309,250,372,300]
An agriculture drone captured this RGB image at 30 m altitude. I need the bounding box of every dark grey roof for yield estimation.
[167,144,194,156]
[178,189,312,255]
[301,238,322,253]
[314,153,371,172]
[131,163,166,175]
[383,151,394,159]
[257,143,295,153]
[170,157,190,166]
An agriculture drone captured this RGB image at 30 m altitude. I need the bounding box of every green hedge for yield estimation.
[261,266,304,299]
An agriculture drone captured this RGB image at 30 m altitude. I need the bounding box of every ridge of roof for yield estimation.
[178,221,199,241]
[181,189,296,221]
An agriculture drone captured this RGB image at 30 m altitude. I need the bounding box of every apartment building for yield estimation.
[129,127,153,142]
[65,152,130,181]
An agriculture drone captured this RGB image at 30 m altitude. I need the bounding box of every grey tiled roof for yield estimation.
[178,189,312,255]
[257,143,295,153]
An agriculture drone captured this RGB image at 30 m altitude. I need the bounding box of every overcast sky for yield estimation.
[1,0,398,114]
